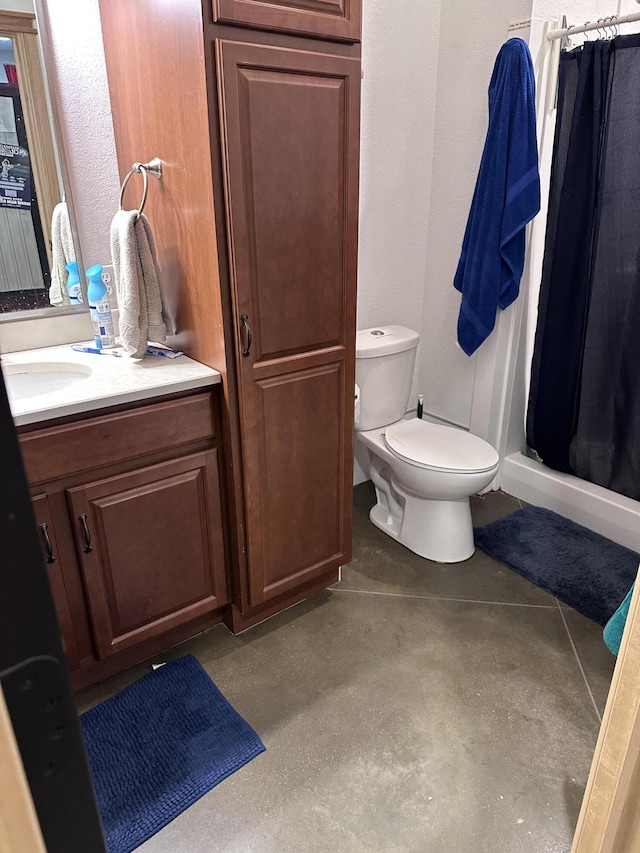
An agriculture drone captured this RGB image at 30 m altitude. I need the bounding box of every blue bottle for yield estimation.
[66,260,82,303]
[86,264,116,349]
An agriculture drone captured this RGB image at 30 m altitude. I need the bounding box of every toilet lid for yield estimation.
[384,419,499,473]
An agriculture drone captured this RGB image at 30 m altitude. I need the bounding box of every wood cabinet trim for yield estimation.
[206,21,361,57]
[13,30,59,265]
[19,392,216,486]
[225,565,339,632]
[212,0,361,42]
[0,10,36,34]
[70,609,224,691]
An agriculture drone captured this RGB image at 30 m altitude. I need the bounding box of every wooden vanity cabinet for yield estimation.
[99,0,360,632]
[212,0,361,42]
[19,390,228,689]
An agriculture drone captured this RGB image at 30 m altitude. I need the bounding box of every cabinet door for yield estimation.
[67,452,227,659]
[31,495,80,670]
[217,40,359,606]
[212,0,361,42]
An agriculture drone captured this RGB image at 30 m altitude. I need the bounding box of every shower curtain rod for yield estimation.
[548,11,640,40]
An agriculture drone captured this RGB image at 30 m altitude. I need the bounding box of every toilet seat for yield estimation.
[383,419,499,474]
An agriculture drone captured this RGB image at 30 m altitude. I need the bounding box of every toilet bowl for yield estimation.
[356,419,499,562]
[355,325,500,563]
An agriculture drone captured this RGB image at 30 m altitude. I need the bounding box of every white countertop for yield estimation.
[2,343,221,427]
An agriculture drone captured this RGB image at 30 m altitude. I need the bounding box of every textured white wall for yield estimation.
[412,0,630,430]
[357,0,441,401]
[533,0,628,20]
[618,0,640,26]
[413,0,532,429]
[43,0,119,270]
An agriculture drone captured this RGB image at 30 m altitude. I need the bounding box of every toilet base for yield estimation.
[370,492,475,563]
[357,423,494,564]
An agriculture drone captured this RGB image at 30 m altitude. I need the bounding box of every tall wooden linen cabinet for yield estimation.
[99,0,361,631]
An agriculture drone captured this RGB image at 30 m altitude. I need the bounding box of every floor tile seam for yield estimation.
[556,597,602,724]
[331,586,557,609]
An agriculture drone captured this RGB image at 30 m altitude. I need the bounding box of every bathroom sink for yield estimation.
[3,361,93,401]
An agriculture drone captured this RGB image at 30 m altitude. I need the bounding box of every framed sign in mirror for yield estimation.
[0,6,84,318]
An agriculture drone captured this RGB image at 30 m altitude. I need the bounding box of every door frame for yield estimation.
[0,686,46,852]
[572,571,640,852]
[0,10,59,264]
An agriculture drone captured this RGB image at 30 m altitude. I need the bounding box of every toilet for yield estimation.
[355,325,500,563]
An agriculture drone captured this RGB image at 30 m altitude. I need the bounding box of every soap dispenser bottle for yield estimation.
[65,260,82,303]
[86,264,116,349]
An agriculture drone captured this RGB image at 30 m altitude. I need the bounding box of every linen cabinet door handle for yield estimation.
[240,314,252,358]
[79,513,93,553]
[39,522,56,564]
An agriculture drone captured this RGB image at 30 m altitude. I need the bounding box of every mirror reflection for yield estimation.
[0,9,79,315]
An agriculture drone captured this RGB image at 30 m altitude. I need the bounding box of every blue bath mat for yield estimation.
[475,507,639,625]
[81,655,265,853]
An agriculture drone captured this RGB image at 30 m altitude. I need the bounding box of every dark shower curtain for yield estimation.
[527,34,640,502]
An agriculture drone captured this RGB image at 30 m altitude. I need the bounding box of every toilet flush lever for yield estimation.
[240,314,252,358]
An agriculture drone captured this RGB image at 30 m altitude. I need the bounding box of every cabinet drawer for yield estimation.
[212,0,361,42]
[19,392,216,485]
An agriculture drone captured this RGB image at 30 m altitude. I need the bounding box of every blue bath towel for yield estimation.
[454,38,540,356]
[604,584,634,656]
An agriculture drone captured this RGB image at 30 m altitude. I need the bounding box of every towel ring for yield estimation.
[119,157,162,220]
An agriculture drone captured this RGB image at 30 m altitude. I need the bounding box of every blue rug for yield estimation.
[81,655,265,853]
[475,507,639,625]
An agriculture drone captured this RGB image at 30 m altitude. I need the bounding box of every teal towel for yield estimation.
[604,584,634,655]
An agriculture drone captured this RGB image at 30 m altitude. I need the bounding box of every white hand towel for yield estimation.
[110,209,173,357]
[48,201,74,306]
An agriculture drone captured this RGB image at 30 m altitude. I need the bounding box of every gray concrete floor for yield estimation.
[77,486,616,852]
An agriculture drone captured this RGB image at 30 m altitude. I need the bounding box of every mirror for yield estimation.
[0,4,82,317]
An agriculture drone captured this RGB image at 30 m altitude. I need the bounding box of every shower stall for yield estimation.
[473,15,640,553]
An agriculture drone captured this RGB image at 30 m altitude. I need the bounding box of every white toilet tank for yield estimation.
[355,325,419,431]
